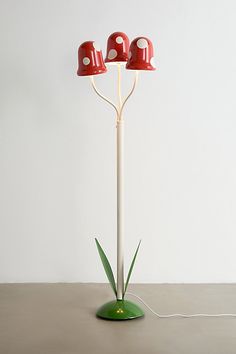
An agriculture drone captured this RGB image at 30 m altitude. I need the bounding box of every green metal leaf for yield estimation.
[95,238,117,296]
[124,240,141,296]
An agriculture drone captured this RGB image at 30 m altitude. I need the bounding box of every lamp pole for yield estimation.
[116,118,124,300]
[117,63,124,299]
[90,69,138,300]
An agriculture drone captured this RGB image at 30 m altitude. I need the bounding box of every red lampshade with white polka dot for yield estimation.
[77,41,107,76]
[105,32,130,64]
[126,37,156,71]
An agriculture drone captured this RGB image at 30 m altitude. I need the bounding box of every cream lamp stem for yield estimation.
[116,69,138,299]
[116,119,124,299]
[90,71,138,300]
[117,64,124,300]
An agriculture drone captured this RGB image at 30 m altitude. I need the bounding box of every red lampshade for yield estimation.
[105,32,130,64]
[77,41,107,76]
[126,37,156,71]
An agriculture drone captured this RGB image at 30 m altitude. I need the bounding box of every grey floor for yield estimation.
[1,284,236,354]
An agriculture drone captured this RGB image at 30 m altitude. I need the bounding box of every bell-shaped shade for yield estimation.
[126,37,156,71]
[77,41,107,76]
[105,32,130,64]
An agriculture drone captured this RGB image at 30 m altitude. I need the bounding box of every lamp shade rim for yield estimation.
[77,67,107,76]
[105,60,127,65]
[126,66,156,71]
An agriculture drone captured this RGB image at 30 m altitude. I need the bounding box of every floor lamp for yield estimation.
[77,32,155,320]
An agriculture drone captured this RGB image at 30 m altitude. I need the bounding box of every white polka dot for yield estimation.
[116,36,123,44]
[83,57,90,65]
[150,57,156,68]
[108,49,117,60]
[137,38,148,49]
[128,51,132,59]
[93,42,100,51]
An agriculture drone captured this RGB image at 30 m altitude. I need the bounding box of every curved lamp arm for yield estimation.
[90,76,119,116]
[119,71,138,120]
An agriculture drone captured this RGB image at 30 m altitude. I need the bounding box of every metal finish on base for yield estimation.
[96,300,144,320]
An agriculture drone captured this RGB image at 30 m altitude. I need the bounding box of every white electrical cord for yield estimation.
[126,292,236,318]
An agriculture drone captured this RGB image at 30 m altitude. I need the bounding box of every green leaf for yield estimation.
[95,238,117,296]
[124,240,141,296]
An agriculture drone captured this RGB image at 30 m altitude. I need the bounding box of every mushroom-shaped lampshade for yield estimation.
[77,41,107,76]
[105,32,130,64]
[126,37,156,71]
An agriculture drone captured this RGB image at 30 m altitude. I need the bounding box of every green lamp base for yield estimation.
[96,299,144,320]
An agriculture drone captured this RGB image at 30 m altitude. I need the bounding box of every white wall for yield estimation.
[1,0,236,283]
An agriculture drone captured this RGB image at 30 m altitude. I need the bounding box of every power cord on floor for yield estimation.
[126,292,236,318]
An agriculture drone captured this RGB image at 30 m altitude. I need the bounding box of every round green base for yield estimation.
[96,299,144,320]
